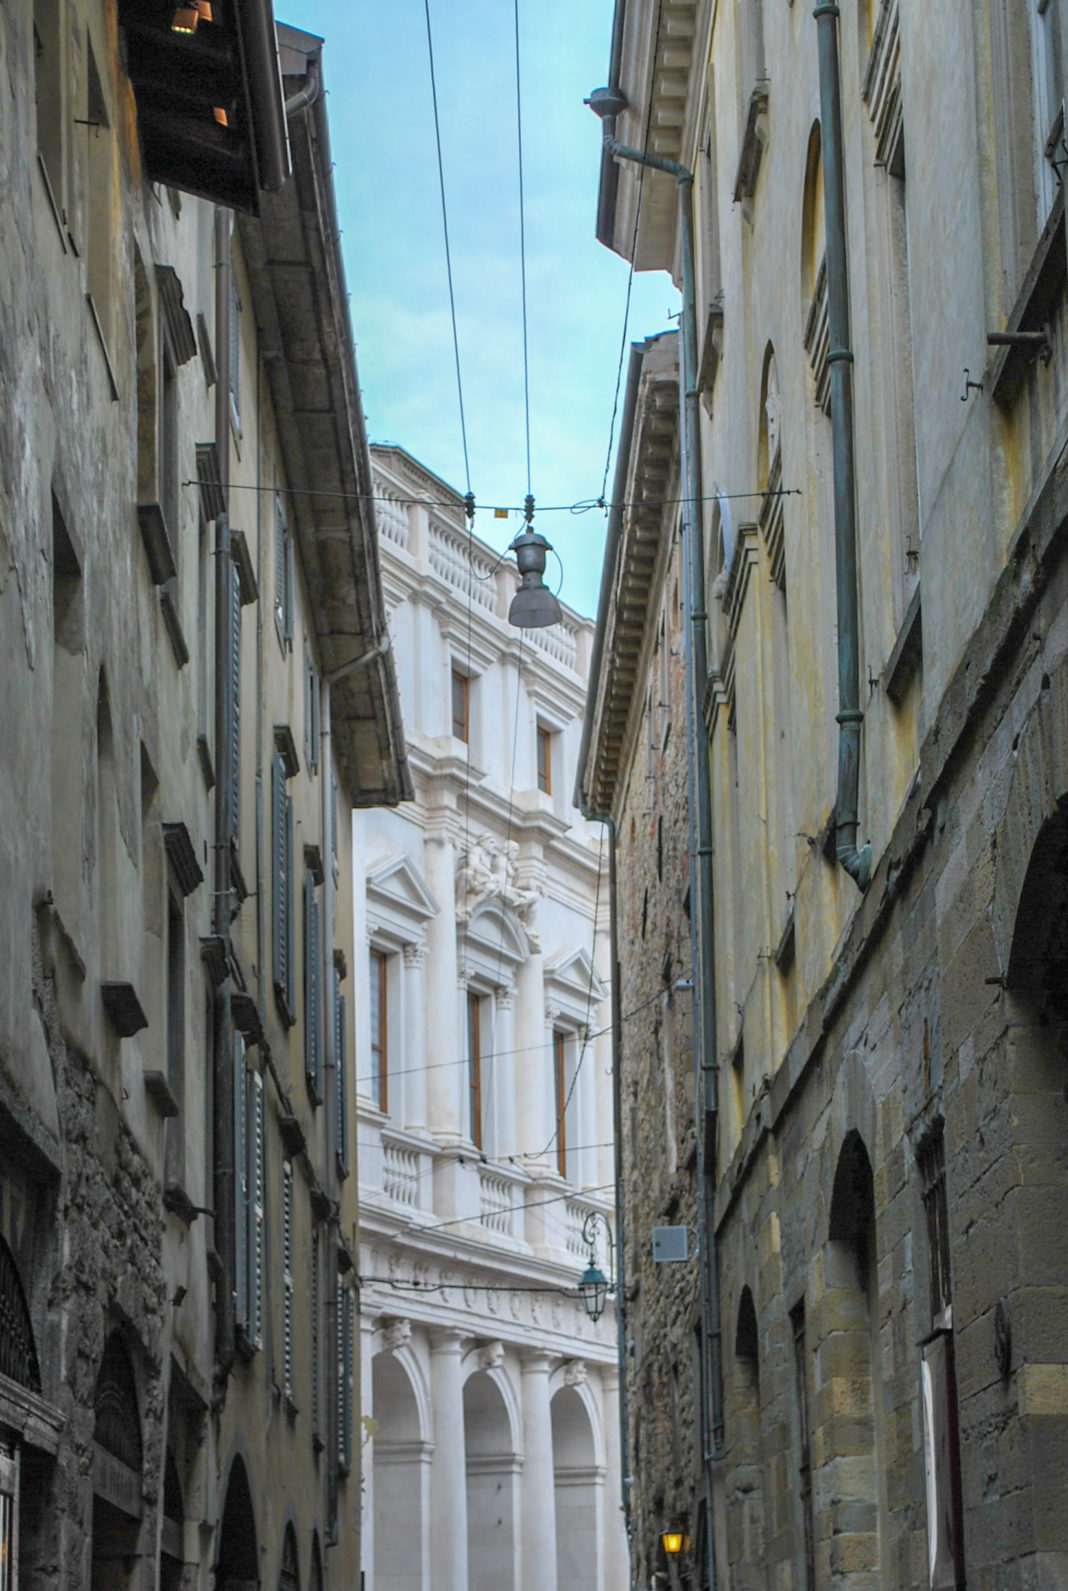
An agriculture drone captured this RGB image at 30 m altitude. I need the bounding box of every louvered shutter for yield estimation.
[275,496,286,633]
[284,793,295,1017]
[282,1162,294,1399]
[338,1285,354,1471]
[271,753,287,1000]
[230,560,241,846]
[305,873,321,1099]
[248,1067,266,1348]
[233,1035,248,1331]
[330,773,338,870]
[309,662,320,772]
[335,976,349,1176]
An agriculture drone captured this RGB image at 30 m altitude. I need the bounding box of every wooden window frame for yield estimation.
[537,723,552,795]
[553,1028,567,1178]
[369,948,388,1114]
[451,667,469,744]
[466,989,482,1150]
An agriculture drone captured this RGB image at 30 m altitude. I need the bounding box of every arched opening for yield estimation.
[758,344,781,493]
[216,1456,258,1591]
[373,1350,427,1591]
[464,1370,517,1591]
[822,1131,885,1588]
[278,1523,299,1591]
[0,1236,45,1590]
[309,1535,323,1591]
[91,1332,143,1591]
[800,122,825,316]
[727,1287,764,1589]
[551,1383,598,1591]
[159,1448,184,1591]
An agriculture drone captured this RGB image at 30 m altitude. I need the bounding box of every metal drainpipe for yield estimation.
[601,126,725,1578]
[814,0,873,891]
[604,816,634,1571]
[212,206,236,1382]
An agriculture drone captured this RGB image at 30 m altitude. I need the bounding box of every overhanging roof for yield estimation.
[237,26,412,807]
[576,332,679,820]
[120,0,289,214]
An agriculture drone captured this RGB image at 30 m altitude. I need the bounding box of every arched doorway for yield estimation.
[216,1456,258,1591]
[464,1369,518,1591]
[91,1332,144,1591]
[159,1448,184,1591]
[822,1130,885,1590]
[727,1286,764,1588]
[373,1350,427,1591]
[0,1236,44,1588]
[551,1383,598,1591]
[278,1523,299,1591]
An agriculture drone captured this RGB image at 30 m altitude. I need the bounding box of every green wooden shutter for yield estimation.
[339,1284,354,1471]
[229,267,240,426]
[284,793,295,1018]
[335,976,348,1176]
[282,1161,294,1399]
[230,560,241,846]
[311,1228,320,1437]
[271,753,287,1001]
[305,873,321,1099]
[233,1035,248,1331]
[248,1067,265,1348]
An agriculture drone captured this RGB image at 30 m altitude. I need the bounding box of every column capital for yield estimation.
[496,984,517,1010]
[403,940,428,968]
[429,1324,467,1353]
[519,1346,555,1375]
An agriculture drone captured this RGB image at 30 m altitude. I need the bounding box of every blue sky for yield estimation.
[276,0,679,619]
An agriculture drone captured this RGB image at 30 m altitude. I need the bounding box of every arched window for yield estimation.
[91,1332,143,1591]
[727,1287,764,1584]
[278,1523,300,1591]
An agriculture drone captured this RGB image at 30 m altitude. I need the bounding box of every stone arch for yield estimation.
[216,1452,259,1590]
[461,1349,522,1455]
[464,1367,519,1591]
[758,343,781,491]
[278,1522,299,1591]
[547,1363,606,1469]
[726,1286,763,1589]
[373,1347,430,1591]
[91,1331,144,1591]
[309,1534,323,1591]
[551,1381,601,1591]
[801,120,825,312]
[820,1130,885,1590]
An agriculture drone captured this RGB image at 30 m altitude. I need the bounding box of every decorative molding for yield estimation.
[733,81,770,205]
[862,0,903,168]
[563,1358,588,1387]
[143,1070,179,1118]
[382,1317,413,1353]
[154,263,197,363]
[803,257,831,414]
[477,1340,505,1372]
[163,821,203,896]
[101,981,148,1038]
[195,442,225,521]
[137,502,177,586]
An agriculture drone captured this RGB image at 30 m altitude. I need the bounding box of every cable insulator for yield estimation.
[523,493,535,524]
[463,491,476,523]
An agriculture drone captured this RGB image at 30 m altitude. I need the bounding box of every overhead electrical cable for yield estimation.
[187,478,799,514]
[599,0,667,504]
[513,0,532,493]
[423,0,472,495]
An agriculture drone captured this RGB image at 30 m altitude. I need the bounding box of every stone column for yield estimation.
[361,1313,378,1591]
[600,1364,629,1591]
[424,834,461,1138]
[430,1328,468,1591]
[402,941,428,1132]
[520,1349,558,1591]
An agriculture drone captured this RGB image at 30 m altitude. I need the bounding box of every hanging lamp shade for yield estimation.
[578,1259,609,1322]
[508,527,563,629]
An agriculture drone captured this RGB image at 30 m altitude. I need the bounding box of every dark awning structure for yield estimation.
[119,0,289,213]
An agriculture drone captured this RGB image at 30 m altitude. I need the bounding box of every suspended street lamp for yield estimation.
[577,1209,614,1323]
[508,495,563,630]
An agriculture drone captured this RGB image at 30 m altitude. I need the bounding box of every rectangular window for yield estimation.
[305,648,320,774]
[229,262,241,433]
[282,1161,295,1401]
[304,872,322,1102]
[1033,0,1065,224]
[451,667,469,743]
[537,724,552,795]
[310,1224,321,1440]
[165,888,185,1187]
[160,339,179,545]
[554,1029,568,1178]
[335,971,349,1176]
[369,949,388,1113]
[275,494,293,648]
[919,1125,966,1591]
[272,752,295,1024]
[791,1302,815,1591]
[466,990,482,1149]
[84,34,113,338]
[234,1038,265,1349]
[34,0,64,217]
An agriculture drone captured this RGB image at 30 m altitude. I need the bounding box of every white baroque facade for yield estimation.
[354,445,627,1591]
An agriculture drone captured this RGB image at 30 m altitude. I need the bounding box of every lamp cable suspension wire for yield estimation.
[423,0,472,496]
[513,0,532,496]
